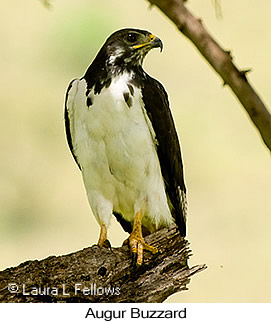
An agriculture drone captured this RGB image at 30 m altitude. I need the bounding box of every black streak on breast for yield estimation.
[123,92,132,108]
[86,97,93,107]
[127,83,134,96]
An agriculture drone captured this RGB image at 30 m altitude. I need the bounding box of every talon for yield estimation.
[122,238,129,247]
[131,252,138,268]
[102,239,111,248]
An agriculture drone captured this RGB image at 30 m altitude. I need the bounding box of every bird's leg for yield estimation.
[98,222,108,247]
[129,210,158,266]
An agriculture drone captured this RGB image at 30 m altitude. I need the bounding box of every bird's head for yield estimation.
[102,28,163,69]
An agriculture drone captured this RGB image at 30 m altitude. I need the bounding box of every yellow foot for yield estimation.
[97,222,110,248]
[129,232,158,266]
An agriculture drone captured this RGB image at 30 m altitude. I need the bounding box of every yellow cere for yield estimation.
[133,34,156,49]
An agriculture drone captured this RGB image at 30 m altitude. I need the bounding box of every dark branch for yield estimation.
[0,226,206,303]
[147,0,271,152]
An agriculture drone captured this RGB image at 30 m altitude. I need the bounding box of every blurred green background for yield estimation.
[1,0,270,302]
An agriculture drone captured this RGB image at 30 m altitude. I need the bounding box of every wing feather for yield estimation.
[64,79,81,170]
[141,75,187,236]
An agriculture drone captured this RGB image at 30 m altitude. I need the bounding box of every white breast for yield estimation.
[66,72,173,232]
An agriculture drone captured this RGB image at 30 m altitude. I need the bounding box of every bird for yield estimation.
[64,28,187,266]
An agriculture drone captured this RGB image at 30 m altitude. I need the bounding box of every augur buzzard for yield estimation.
[65,28,187,265]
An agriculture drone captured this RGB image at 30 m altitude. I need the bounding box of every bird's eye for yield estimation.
[126,33,138,43]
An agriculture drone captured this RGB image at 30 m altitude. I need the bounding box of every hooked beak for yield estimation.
[150,35,163,52]
[133,34,163,52]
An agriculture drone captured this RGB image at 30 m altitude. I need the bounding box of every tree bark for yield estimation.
[0,226,206,303]
[147,0,271,152]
